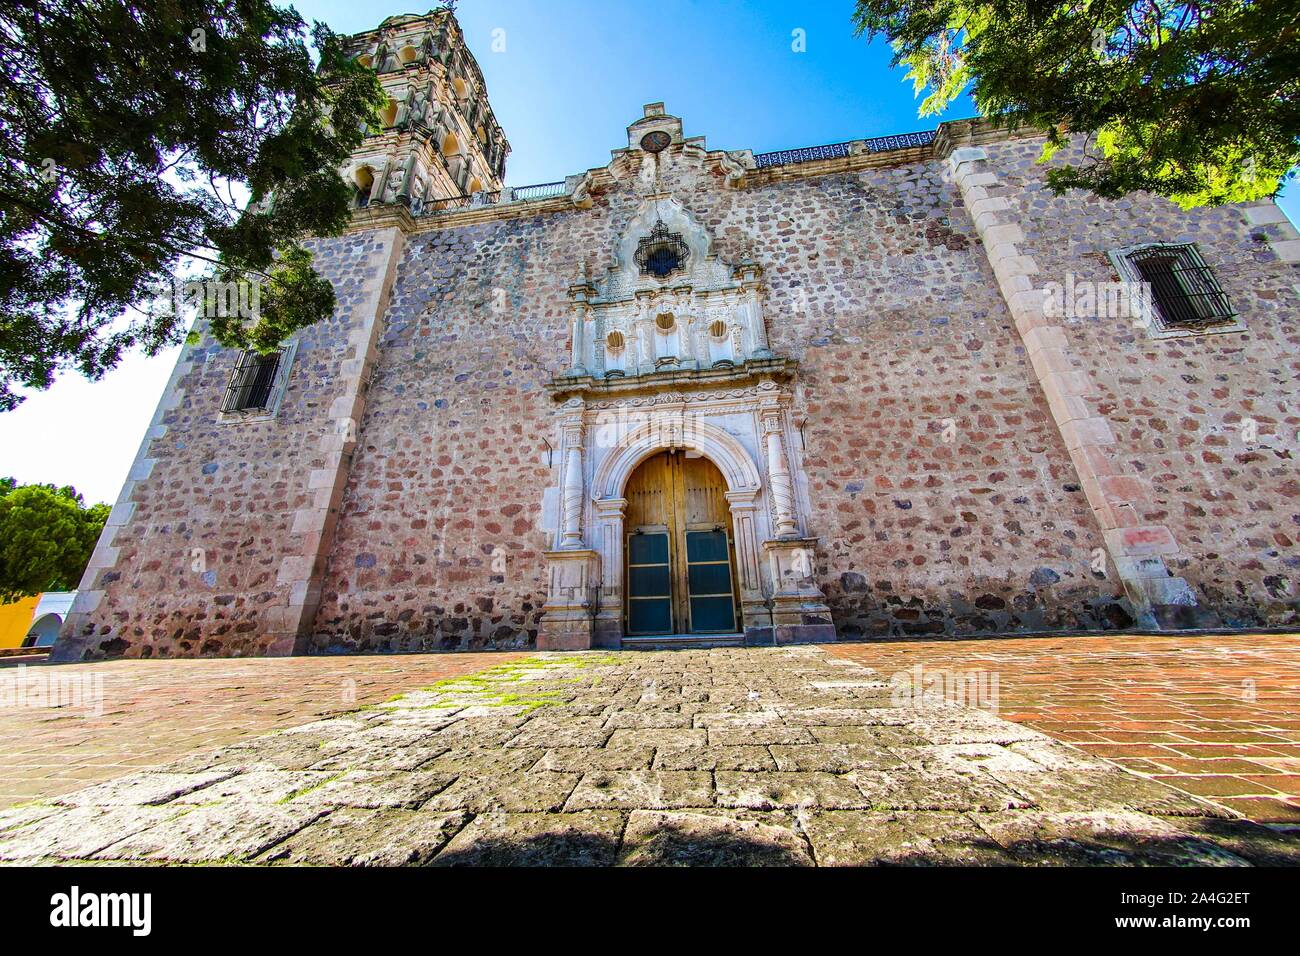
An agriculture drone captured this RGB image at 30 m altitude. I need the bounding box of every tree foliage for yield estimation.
[0,0,385,409]
[853,1,1299,207]
[0,478,108,601]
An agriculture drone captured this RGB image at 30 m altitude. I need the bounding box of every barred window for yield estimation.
[1125,243,1236,332]
[222,349,284,414]
[635,220,689,279]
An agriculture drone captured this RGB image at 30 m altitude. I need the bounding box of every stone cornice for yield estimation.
[546,356,799,404]
[930,117,1042,160]
[339,117,1044,237]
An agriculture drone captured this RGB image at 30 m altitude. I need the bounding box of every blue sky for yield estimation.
[384,0,976,187]
[1,0,1296,505]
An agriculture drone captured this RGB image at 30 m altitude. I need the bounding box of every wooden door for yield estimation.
[624,451,739,635]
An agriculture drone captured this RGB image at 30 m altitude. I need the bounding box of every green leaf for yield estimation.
[0,1,385,410]
[0,480,108,601]
[852,1,1300,208]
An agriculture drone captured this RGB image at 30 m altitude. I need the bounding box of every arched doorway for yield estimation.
[623,450,740,636]
[23,613,62,647]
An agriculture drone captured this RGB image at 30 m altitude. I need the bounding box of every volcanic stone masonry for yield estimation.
[52,11,1300,661]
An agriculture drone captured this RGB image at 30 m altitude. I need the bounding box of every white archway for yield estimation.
[590,416,761,501]
[24,612,63,648]
[584,416,767,645]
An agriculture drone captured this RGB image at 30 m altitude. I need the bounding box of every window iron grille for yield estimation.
[222,349,283,413]
[635,219,689,278]
[1128,244,1236,330]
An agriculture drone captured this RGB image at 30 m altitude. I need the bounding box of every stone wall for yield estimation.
[310,141,1130,651]
[309,215,575,651]
[56,121,1298,660]
[53,230,402,660]
[780,158,1126,637]
[978,137,1300,627]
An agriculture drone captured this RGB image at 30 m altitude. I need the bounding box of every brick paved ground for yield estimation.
[828,633,1300,823]
[0,652,525,807]
[2,647,1296,866]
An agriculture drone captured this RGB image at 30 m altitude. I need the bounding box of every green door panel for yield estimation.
[627,531,672,635]
[684,530,736,633]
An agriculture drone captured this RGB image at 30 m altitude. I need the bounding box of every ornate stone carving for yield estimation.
[560,420,585,549]
[762,411,799,538]
[715,150,748,188]
[561,196,775,379]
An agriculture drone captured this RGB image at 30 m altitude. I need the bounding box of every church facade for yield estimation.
[53,11,1300,661]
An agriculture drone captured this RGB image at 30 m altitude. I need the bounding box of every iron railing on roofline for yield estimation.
[509,180,568,201]
[410,130,937,216]
[411,180,568,216]
[752,129,938,169]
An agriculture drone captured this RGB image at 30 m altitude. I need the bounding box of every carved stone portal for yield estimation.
[538,194,833,649]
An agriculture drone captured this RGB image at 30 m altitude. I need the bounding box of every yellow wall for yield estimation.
[0,595,39,649]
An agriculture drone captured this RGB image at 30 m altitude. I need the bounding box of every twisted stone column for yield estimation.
[763,413,798,538]
[560,420,585,549]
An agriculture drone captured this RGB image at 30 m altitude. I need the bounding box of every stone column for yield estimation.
[396,150,417,204]
[540,411,599,650]
[762,411,799,538]
[634,296,654,374]
[369,156,391,205]
[592,497,628,647]
[629,318,645,372]
[725,489,766,638]
[946,144,1203,629]
[680,314,697,366]
[559,418,586,549]
[762,537,835,645]
[736,264,772,359]
[566,283,593,376]
[538,548,601,651]
[591,317,607,377]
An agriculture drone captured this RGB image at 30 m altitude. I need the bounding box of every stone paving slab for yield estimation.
[1,647,1296,866]
[260,809,470,866]
[0,651,527,807]
[621,809,811,866]
[804,810,1018,866]
[433,810,625,867]
[828,633,1300,822]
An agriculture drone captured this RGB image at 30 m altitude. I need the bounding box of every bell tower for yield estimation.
[342,9,510,213]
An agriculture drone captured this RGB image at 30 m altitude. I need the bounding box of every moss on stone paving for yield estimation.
[377,654,623,715]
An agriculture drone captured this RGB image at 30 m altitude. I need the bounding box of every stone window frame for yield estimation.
[216,340,299,425]
[1108,242,1246,340]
